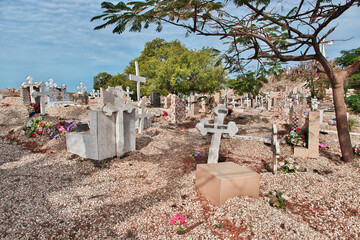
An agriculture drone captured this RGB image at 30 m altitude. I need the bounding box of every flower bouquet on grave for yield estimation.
[284,127,306,147]
[28,103,40,117]
[169,214,186,234]
[23,117,52,138]
[46,121,77,139]
[61,84,67,92]
[189,151,200,159]
[353,144,360,156]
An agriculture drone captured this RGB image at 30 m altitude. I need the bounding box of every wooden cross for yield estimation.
[137,100,151,134]
[271,124,280,174]
[77,82,87,94]
[31,82,50,116]
[196,104,238,163]
[125,86,134,101]
[129,61,146,102]
[46,78,57,89]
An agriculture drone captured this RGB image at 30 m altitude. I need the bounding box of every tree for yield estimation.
[335,47,360,90]
[93,72,112,90]
[91,0,360,162]
[122,38,227,97]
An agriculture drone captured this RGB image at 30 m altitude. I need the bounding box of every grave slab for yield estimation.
[195,162,260,206]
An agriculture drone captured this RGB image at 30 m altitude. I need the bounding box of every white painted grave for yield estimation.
[31,82,50,116]
[196,104,238,163]
[129,61,146,102]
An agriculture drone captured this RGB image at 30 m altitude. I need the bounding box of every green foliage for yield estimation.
[346,91,360,114]
[335,47,360,90]
[227,70,267,96]
[280,158,298,173]
[268,190,286,210]
[348,117,357,132]
[123,38,226,96]
[93,72,112,90]
[284,128,306,147]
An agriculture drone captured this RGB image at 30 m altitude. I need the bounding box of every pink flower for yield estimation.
[319,144,326,149]
[59,126,66,134]
[256,170,260,173]
[295,128,301,132]
[301,135,305,139]
[169,214,186,227]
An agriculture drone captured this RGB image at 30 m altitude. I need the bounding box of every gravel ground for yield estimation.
[0,96,359,239]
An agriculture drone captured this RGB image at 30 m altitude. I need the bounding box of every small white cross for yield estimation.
[125,86,134,101]
[77,82,87,94]
[26,76,33,84]
[271,124,280,174]
[137,100,151,134]
[90,89,96,98]
[31,82,51,116]
[196,104,238,163]
[129,61,146,102]
[46,78,57,89]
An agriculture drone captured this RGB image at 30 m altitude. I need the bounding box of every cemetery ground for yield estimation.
[0,96,359,240]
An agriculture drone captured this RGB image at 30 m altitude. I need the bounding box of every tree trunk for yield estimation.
[318,57,355,162]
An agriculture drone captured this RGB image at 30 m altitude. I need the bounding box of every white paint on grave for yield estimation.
[77,82,87,94]
[136,100,151,134]
[129,61,146,102]
[196,104,238,164]
[31,82,50,116]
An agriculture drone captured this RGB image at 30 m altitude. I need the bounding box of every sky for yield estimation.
[0,0,359,92]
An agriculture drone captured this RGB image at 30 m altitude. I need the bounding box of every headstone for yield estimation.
[289,104,303,131]
[189,95,200,116]
[196,104,238,163]
[164,94,172,108]
[66,86,136,160]
[129,61,146,101]
[167,94,187,123]
[294,111,320,158]
[46,78,57,89]
[150,92,161,107]
[271,124,280,174]
[125,86,134,101]
[311,97,319,111]
[31,82,50,116]
[137,100,151,134]
[90,89,96,98]
[201,98,209,113]
[77,82,87,94]
[21,76,39,104]
[214,92,224,107]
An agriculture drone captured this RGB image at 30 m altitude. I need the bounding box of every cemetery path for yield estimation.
[0,96,359,239]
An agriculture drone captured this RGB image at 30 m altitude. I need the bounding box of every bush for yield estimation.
[346,91,360,114]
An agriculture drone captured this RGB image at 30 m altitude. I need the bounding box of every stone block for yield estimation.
[195,162,260,206]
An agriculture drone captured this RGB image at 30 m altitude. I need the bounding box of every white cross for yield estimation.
[77,82,87,94]
[125,86,134,101]
[129,61,146,102]
[196,104,238,163]
[46,78,57,89]
[31,82,50,116]
[137,100,151,134]
[319,38,333,58]
[90,89,96,98]
[26,76,33,84]
[271,124,280,174]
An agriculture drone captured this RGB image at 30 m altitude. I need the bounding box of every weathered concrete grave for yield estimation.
[31,82,51,116]
[66,86,136,160]
[166,94,187,123]
[195,162,260,205]
[196,104,238,163]
[294,111,320,158]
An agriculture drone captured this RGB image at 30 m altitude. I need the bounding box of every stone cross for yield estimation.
[125,86,134,101]
[137,100,151,134]
[31,82,50,116]
[129,61,146,102]
[90,89,96,98]
[196,104,238,163]
[27,76,33,84]
[311,97,319,111]
[271,124,280,174]
[46,78,57,89]
[77,82,87,94]
[23,76,38,103]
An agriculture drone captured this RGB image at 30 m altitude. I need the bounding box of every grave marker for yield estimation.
[271,124,280,174]
[196,104,238,163]
[129,61,146,102]
[77,82,87,94]
[137,100,151,134]
[31,82,50,116]
[125,86,133,101]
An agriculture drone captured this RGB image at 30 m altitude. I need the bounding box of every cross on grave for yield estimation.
[196,104,238,163]
[136,100,151,134]
[311,97,319,111]
[319,38,333,58]
[27,76,33,84]
[22,76,39,103]
[31,82,50,116]
[90,89,96,98]
[102,86,135,157]
[271,124,280,174]
[129,61,146,102]
[46,78,57,89]
[77,82,87,94]
[125,86,134,101]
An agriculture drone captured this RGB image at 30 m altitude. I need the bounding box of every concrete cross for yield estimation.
[31,82,50,116]
[125,86,134,101]
[129,61,146,102]
[319,38,333,58]
[271,124,280,174]
[90,89,96,98]
[77,82,87,94]
[311,97,319,111]
[46,78,57,89]
[102,86,134,156]
[137,100,151,134]
[95,90,100,98]
[196,104,238,163]
[26,76,33,84]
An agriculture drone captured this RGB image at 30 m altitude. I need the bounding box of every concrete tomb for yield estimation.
[166,94,187,123]
[66,86,136,160]
[195,162,260,205]
[196,104,238,163]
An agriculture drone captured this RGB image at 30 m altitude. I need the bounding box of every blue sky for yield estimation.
[0,0,359,92]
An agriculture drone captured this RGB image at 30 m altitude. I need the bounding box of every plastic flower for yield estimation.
[162,111,168,117]
[59,126,66,134]
[169,214,186,232]
[319,144,327,149]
